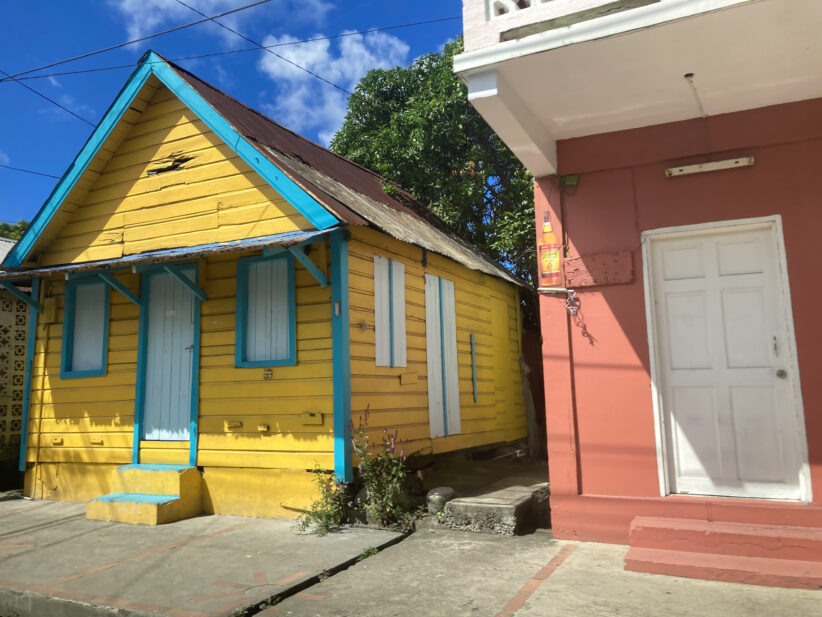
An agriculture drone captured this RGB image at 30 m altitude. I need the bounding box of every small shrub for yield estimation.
[356,546,379,562]
[295,465,349,536]
[352,406,415,530]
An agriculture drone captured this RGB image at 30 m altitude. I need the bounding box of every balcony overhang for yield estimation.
[455,0,822,176]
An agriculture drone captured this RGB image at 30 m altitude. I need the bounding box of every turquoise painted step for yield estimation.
[92,493,179,505]
[86,464,203,525]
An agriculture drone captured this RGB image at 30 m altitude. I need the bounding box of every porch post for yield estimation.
[330,229,352,482]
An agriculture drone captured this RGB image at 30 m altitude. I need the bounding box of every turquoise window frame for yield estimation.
[235,252,296,368]
[60,278,111,379]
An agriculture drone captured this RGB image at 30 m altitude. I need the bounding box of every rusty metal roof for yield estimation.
[165,58,523,287]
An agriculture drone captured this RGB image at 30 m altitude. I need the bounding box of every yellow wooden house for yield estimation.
[0,51,527,524]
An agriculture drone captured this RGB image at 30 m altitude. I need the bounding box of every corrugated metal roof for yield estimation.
[0,229,328,281]
[0,237,15,272]
[165,58,524,288]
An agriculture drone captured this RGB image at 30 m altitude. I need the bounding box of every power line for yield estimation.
[1,17,461,84]
[174,0,351,95]
[2,0,273,82]
[0,164,60,179]
[0,69,95,126]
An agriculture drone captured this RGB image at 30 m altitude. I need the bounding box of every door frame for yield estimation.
[641,215,811,501]
[131,262,202,466]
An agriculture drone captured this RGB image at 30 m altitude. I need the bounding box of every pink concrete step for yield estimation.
[624,546,822,589]
[629,516,822,562]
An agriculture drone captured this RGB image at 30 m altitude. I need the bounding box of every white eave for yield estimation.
[454,0,822,176]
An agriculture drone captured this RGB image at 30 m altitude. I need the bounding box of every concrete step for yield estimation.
[86,493,198,525]
[86,464,202,525]
[630,516,822,562]
[439,483,549,535]
[111,463,200,496]
[624,546,822,589]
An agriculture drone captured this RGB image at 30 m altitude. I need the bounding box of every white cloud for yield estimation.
[47,76,61,89]
[0,149,10,166]
[107,0,332,47]
[258,30,409,144]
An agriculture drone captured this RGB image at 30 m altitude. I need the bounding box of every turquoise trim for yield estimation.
[3,61,154,268]
[18,278,40,472]
[132,263,201,465]
[438,277,448,437]
[330,230,352,482]
[235,252,296,368]
[2,50,339,269]
[189,267,201,466]
[471,333,478,404]
[132,268,150,464]
[0,282,42,312]
[288,246,328,288]
[118,463,192,471]
[60,278,110,379]
[96,271,141,306]
[92,493,178,504]
[388,258,395,367]
[163,264,207,302]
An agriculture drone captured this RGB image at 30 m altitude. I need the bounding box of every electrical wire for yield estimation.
[1,0,274,82]
[0,17,461,83]
[173,0,351,95]
[0,164,60,180]
[0,69,95,126]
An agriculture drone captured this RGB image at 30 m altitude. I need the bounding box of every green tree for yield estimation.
[331,39,536,298]
[0,219,28,241]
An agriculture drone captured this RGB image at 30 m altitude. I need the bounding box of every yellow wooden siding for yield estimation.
[40,84,313,266]
[348,227,526,457]
[25,247,333,471]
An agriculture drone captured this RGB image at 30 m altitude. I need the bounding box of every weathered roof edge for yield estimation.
[264,148,525,288]
[0,230,328,281]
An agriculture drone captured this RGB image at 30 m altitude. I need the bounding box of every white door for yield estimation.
[648,221,807,500]
[425,273,460,438]
[143,268,196,441]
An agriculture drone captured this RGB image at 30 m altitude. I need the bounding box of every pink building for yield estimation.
[456,0,822,587]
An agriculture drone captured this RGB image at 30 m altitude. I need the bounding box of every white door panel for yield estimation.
[143,268,196,441]
[649,224,806,500]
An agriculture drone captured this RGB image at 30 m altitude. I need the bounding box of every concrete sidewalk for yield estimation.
[0,495,401,617]
[267,526,822,617]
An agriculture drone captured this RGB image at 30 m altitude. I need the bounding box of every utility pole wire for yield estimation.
[174,0,352,95]
[0,164,61,179]
[0,17,461,84]
[2,0,273,82]
[0,69,95,126]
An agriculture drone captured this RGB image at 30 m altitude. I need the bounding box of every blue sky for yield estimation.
[0,0,462,225]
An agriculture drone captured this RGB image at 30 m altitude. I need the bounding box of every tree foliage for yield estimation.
[0,219,28,241]
[331,39,536,291]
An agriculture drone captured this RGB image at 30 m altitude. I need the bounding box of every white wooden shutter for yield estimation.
[440,277,461,435]
[374,255,407,367]
[247,259,290,361]
[425,274,445,438]
[391,259,407,367]
[71,282,107,371]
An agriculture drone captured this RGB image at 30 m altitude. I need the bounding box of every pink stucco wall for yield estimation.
[537,97,822,543]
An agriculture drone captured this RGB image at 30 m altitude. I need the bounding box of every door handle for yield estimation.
[776,369,787,379]
[184,345,194,351]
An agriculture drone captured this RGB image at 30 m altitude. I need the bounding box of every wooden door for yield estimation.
[142,268,196,441]
[649,222,807,499]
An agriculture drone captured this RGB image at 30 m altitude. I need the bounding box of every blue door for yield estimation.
[142,267,196,440]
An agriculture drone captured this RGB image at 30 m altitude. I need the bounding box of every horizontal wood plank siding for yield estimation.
[348,227,526,457]
[40,84,313,266]
[26,247,334,470]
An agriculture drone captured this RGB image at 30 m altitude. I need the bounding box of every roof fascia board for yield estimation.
[453,0,754,76]
[2,61,155,269]
[3,51,339,269]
